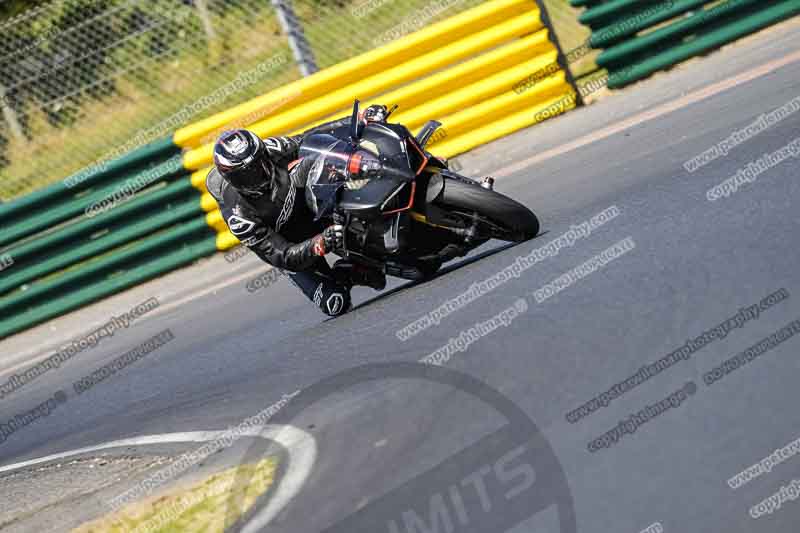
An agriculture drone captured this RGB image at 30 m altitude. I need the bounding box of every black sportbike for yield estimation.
[299,100,539,280]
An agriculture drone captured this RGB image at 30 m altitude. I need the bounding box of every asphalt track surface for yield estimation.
[2,22,800,533]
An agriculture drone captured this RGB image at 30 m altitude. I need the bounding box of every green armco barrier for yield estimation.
[0,235,217,340]
[0,154,187,249]
[572,0,800,89]
[0,218,213,316]
[0,199,203,296]
[608,1,800,88]
[1,179,197,266]
[590,0,711,48]
[0,136,179,224]
[596,0,761,66]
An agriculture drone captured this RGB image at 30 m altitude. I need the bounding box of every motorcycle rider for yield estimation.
[207,105,400,317]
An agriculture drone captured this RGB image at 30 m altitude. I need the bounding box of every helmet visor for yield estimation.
[228,160,272,196]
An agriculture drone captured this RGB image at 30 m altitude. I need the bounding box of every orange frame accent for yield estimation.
[407,138,429,176]
[383,181,417,215]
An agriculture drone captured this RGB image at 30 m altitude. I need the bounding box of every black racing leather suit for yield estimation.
[207,117,355,316]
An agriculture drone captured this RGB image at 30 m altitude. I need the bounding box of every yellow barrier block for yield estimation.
[291,29,553,136]
[184,147,215,173]
[432,89,578,159]
[183,9,541,171]
[200,192,218,213]
[205,209,229,233]
[216,231,240,251]
[393,50,561,132]
[191,168,209,192]
[434,72,572,140]
[173,0,532,149]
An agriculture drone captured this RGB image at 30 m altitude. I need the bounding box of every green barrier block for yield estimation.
[579,0,659,27]
[2,178,196,265]
[0,199,203,296]
[0,218,213,315]
[608,0,800,88]
[570,0,604,7]
[0,154,186,249]
[0,136,179,225]
[589,0,712,49]
[0,235,218,340]
[597,0,761,66]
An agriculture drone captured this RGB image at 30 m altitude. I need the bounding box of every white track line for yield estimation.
[0,425,316,529]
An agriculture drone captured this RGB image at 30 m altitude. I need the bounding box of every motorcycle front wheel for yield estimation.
[435,177,539,242]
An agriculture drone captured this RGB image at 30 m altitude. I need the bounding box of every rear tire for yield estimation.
[436,178,539,242]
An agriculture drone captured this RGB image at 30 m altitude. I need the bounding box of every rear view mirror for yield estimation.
[350,99,363,143]
[416,120,443,149]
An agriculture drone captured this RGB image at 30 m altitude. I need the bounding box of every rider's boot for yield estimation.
[332,259,387,291]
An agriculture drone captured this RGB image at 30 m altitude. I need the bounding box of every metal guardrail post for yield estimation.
[271,0,319,77]
[533,0,584,106]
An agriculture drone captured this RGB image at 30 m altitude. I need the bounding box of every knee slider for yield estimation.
[317,284,351,316]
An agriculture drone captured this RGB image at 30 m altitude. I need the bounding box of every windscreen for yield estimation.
[300,134,353,220]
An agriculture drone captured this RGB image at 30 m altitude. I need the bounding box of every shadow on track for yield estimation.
[347,233,549,314]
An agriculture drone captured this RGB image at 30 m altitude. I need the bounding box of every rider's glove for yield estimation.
[313,224,345,256]
[362,104,388,123]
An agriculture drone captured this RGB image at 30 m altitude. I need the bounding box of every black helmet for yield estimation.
[213,129,274,197]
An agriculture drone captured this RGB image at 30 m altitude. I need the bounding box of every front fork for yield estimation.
[411,167,495,246]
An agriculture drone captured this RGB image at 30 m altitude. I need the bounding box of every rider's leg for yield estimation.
[285,258,351,317]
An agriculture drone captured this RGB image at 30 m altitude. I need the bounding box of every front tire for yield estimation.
[436,177,539,242]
